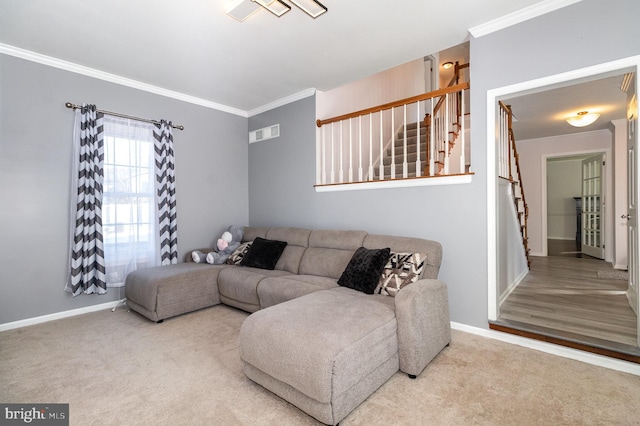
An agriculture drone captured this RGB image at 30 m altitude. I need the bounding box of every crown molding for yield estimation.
[247,88,316,117]
[0,43,248,118]
[469,0,584,38]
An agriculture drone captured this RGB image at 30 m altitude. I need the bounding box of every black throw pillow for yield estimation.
[240,237,288,270]
[338,247,391,294]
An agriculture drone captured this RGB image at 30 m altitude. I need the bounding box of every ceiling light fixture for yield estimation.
[442,62,454,69]
[227,0,262,21]
[289,0,328,18]
[231,0,327,19]
[566,111,600,127]
[253,0,291,17]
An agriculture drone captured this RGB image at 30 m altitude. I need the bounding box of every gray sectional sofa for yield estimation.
[125,226,451,425]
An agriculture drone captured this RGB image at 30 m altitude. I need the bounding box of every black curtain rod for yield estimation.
[65,102,184,131]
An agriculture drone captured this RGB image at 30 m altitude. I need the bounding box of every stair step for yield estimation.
[402,122,428,132]
[391,134,428,148]
[383,152,424,166]
[387,141,427,156]
[374,162,422,179]
[397,126,428,139]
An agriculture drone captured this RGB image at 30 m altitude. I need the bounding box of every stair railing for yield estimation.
[498,101,530,266]
[316,82,469,185]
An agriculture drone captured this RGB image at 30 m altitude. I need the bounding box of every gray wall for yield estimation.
[249,0,640,329]
[470,0,639,326]
[2,0,638,329]
[248,97,489,327]
[0,54,248,324]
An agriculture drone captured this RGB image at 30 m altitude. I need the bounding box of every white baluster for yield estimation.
[321,124,326,184]
[403,104,408,178]
[339,121,344,183]
[368,112,374,181]
[429,98,435,176]
[459,89,466,174]
[349,118,353,182]
[416,101,421,177]
[391,107,395,179]
[330,122,335,184]
[379,112,384,180]
[358,115,363,181]
[444,93,450,175]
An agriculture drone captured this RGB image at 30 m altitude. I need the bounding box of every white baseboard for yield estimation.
[498,267,529,307]
[0,300,125,332]
[450,322,640,376]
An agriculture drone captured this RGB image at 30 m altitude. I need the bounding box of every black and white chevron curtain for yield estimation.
[66,105,178,296]
[154,121,178,265]
[66,104,107,296]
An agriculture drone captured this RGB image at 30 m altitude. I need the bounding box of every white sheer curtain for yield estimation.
[101,116,161,287]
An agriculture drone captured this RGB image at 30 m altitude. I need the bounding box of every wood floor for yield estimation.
[495,239,639,359]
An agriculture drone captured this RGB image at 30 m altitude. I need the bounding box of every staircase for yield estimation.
[316,62,470,186]
[375,121,427,179]
[374,112,470,180]
[499,102,530,267]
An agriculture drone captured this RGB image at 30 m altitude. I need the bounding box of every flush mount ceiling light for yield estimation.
[227,0,262,21]
[227,0,327,20]
[442,62,454,69]
[288,0,327,18]
[253,0,291,17]
[566,111,600,127]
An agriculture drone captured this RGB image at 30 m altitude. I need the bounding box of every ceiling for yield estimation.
[1,0,553,113]
[504,71,630,141]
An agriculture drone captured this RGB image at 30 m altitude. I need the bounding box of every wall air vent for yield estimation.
[249,124,280,143]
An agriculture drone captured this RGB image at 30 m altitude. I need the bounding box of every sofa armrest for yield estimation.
[394,278,451,377]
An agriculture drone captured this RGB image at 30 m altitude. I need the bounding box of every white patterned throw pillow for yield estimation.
[226,241,253,265]
[375,252,427,297]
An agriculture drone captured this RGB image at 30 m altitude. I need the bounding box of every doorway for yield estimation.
[487,57,640,360]
[544,153,610,260]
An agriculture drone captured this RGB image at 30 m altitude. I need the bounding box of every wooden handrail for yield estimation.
[316,82,469,128]
[433,62,469,121]
[498,100,530,263]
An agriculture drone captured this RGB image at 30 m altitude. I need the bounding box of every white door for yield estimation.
[582,154,605,259]
[625,75,639,347]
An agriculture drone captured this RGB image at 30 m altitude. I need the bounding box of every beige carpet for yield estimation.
[2,305,640,425]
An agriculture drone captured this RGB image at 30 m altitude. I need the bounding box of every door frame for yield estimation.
[541,151,610,258]
[487,55,640,322]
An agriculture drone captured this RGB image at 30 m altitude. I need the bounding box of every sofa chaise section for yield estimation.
[125,263,225,322]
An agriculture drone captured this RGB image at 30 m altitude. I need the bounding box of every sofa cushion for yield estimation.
[375,252,427,297]
[266,227,312,274]
[338,247,391,294]
[240,237,288,270]
[243,226,268,243]
[298,229,367,279]
[257,275,338,308]
[217,266,291,312]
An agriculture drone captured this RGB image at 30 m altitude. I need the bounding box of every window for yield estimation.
[102,116,158,287]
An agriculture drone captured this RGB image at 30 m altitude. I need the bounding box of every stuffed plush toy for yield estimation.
[191,225,244,264]
[207,225,244,264]
[191,250,207,263]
